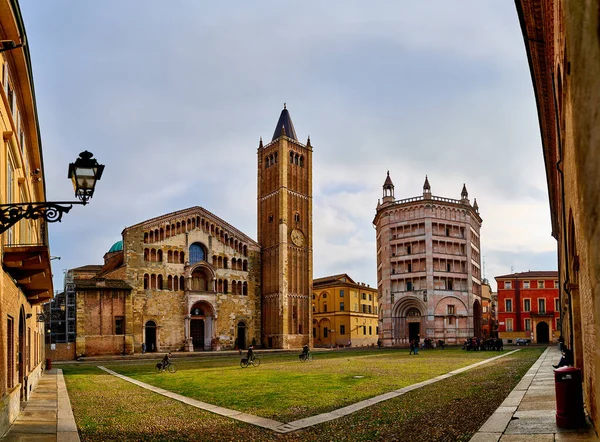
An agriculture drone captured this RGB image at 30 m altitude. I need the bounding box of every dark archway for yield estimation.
[473,300,482,337]
[536,321,550,344]
[237,322,247,350]
[18,307,25,400]
[145,321,157,352]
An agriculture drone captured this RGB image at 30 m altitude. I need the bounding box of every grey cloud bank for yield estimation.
[19,1,556,292]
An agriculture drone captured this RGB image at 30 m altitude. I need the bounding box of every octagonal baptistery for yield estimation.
[122,206,261,352]
[373,174,483,346]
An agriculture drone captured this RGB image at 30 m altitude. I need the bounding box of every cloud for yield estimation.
[18,1,555,293]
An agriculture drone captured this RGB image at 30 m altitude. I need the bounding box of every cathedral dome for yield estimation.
[108,240,123,253]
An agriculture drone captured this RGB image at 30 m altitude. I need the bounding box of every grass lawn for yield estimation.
[100,348,509,422]
[60,347,545,441]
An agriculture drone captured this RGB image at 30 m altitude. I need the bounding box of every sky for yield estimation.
[18,1,558,293]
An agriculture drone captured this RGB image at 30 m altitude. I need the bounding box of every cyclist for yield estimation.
[161,352,172,371]
[300,344,310,360]
[246,345,254,363]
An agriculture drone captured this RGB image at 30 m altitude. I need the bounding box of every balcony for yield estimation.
[3,243,53,304]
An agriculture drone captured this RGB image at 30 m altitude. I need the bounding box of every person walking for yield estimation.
[377,338,382,349]
[409,340,415,355]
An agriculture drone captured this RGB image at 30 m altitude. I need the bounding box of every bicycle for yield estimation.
[299,352,312,362]
[155,361,178,373]
[240,356,261,368]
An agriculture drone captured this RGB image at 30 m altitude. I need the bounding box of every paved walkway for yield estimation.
[100,349,519,433]
[0,369,79,442]
[470,346,599,441]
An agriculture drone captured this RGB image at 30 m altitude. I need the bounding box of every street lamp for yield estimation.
[0,151,104,233]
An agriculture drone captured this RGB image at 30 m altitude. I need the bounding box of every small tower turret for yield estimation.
[382,171,395,204]
[461,183,469,204]
[473,198,479,214]
[423,175,431,199]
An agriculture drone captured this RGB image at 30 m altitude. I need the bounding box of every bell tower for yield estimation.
[257,105,312,349]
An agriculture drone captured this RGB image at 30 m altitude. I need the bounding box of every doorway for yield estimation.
[237,322,247,349]
[408,322,420,343]
[145,321,157,352]
[18,309,25,400]
[536,321,550,344]
[191,319,205,351]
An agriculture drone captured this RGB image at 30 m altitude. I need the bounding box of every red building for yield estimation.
[495,271,559,344]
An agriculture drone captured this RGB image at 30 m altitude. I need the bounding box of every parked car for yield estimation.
[515,338,530,346]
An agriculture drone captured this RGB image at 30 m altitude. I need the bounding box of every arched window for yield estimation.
[144,274,149,290]
[157,274,163,290]
[243,282,248,296]
[167,275,173,290]
[189,243,206,264]
[299,155,304,167]
[157,250,163,262]
[243,260,248,271]
[180,276,185,290]
[144,248,149,261]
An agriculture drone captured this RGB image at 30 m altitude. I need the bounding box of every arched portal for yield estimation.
[237,321,247,350]
[145,321,157,352]
[392,297,426,345]
[473,300,482,337]
[189,301,215,351]
[536,321,550,344]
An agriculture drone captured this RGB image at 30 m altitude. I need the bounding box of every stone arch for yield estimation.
[187,262,215,292]
[536,320,550,344]
[144,320,157,352]
[188,301,216,351]
[473,299,482,337]
[392,296,426,345]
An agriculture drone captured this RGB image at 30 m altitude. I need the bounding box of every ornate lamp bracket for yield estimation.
[0,202,80,234]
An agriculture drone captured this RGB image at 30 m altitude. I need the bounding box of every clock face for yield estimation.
[291,229,304,246]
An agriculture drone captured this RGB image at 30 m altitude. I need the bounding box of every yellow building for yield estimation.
[312,274,378,348]
[0,0,53,434]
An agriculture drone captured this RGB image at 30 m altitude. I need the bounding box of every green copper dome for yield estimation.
[108,240,123,253]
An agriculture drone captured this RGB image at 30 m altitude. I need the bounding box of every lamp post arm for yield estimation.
[0,201,86,234]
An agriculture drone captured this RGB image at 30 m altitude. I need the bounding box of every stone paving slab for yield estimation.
[15,411,56,422]
[500,435,554,441]
[469,433,501,442]
[0,435,57,442]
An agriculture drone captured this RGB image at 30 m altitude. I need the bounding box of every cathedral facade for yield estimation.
[374,174,483,346]
[57,107,312,356]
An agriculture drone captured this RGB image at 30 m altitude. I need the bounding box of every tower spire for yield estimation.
[461,183,469,204]
[423,175,432,198]
[382,171,395,203]
[272,104,297,141]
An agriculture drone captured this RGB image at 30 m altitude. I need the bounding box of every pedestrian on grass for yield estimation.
[377,338,382,349]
